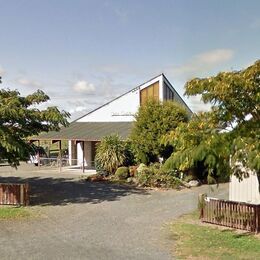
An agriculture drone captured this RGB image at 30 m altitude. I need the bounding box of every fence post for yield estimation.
[20,184,24,206]
[256,205,259,233]
[198,193,206,219]
[24,183,29,206]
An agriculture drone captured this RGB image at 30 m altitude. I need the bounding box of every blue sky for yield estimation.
[0,0,259,118]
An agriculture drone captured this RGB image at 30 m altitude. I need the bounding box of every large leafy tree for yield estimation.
[130,100,189,164]
[164,60,260,181]
[163,113,231,182]
[0,88,70,166]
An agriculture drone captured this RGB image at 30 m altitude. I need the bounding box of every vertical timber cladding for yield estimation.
[140,81,159,105]
[163,82,174,101]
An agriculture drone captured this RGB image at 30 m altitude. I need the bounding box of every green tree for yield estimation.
[163,113,230,182]
[0,88,69,166]
[130,100,189,164]
[164,60,260,181]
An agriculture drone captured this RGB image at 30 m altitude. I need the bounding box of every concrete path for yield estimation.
[0,164,229,260]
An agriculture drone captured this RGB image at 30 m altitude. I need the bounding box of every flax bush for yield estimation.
[95,134,134,175]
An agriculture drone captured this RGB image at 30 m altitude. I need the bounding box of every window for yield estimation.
[140,81,159,105]
[163,83,174,101]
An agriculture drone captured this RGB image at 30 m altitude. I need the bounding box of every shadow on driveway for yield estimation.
[0,176,149,206]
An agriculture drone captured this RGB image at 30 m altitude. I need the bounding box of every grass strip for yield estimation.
[0,206,31,219]
[170,211,260,260]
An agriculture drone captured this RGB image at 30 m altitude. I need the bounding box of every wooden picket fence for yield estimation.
[0,183,29,206]
[199,194,260,233]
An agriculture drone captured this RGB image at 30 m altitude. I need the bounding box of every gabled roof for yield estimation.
[32,74,193,142]
[30,122,133,141]
[73,73,164,123]
[74,73,192,122]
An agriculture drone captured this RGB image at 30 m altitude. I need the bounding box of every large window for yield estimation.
[140,81,159,105]
[163,83,174,101]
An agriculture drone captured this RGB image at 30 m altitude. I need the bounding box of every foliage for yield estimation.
[170,211,260,259]
[95,134,134,175]
[123,140,136,166]
[0,88,69,166]
[136,163,183,189]
[164,60,260,181]
[163,113,231,181]
[130,100,189,164]
[115,166,129,180]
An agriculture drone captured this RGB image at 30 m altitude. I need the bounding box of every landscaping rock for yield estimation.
[182,181,191,188]
[188,180,200,187]
[126,177,137,184]
[115,167,129,180]
[126,177,133,183]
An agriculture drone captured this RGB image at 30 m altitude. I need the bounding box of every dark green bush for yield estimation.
[136,163,183,189]
[115,167,129,180]
[130,100,189,164]
[94,157,106,175]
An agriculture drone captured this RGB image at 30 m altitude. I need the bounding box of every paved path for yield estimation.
[0,164,228,260]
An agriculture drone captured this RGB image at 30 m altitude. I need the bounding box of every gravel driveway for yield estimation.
[0,164,228,260]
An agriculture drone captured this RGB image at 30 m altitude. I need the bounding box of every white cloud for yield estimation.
[187,95,211,113]
[72,80,95,93]
[16,78,43,88]
[69,106,87,114]
[197,49,234,64]
[167,49,234,80]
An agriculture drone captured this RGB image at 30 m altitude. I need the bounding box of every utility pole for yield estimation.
[0,76,2,84]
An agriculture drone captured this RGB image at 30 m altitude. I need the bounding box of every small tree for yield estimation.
[163,113,231,182]
[0,88,69,166]
[164,60,260,182]
[130,100,189,164]
[95,134,133,175]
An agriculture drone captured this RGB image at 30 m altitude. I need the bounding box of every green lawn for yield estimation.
[0,206,31,219]
[170,211,260,260]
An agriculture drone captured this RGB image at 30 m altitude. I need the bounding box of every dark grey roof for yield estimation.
[31,122,133,141]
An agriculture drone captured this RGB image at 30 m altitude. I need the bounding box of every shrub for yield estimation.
[183,174,197,183]
[136,167,153,186]
[95,134,134,175]
[94,157,106,175]
[136,163,183,189]
[115,167,129,180]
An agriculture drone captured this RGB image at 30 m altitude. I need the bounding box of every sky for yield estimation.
[0,0,259,120]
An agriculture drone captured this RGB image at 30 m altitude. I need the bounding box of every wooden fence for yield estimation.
[0,183,29,206]
[199,194,260,233]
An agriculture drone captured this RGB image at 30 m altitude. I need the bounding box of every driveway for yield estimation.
[0,164,229,260]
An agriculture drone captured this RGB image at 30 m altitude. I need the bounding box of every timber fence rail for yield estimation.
[33,157,95,173]
[199,194,260,233]
[0,183,29,206]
